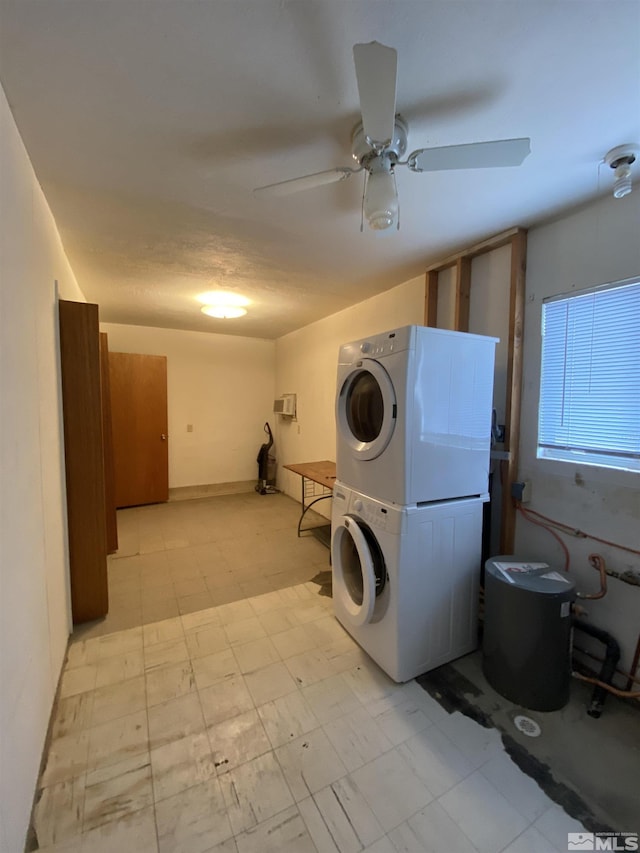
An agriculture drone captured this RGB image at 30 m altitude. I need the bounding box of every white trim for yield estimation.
[542,275,640,304]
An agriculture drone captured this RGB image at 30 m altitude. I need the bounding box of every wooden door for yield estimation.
[100,333,118,553]
[59,300,109,623]
[109,352,168,507]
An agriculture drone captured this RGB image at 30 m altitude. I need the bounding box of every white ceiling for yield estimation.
[1,1,639,339]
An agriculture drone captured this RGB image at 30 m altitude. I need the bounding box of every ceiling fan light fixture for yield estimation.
[363,164,398,231]
[604,144,637,199]
[201,305,247,319]
[613,162,633,199]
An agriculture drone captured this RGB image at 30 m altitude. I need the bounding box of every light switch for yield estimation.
[187,424,193,432]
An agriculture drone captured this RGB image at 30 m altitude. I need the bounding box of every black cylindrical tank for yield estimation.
[483,555,576,711]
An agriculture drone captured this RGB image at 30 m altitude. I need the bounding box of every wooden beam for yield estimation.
[454,257,471,332]
[424,270,439,327]
[425,226,525,274]
[500,229,528,553]
[421,224,529,553]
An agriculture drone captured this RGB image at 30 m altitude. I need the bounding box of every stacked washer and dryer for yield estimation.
[331,325,498,682]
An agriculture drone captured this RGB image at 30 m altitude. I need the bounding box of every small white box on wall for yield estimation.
[273,393,296,417]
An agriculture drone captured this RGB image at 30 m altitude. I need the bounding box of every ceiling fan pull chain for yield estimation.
[360,172,367,232]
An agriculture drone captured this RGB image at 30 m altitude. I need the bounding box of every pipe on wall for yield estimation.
[572,618,621,718]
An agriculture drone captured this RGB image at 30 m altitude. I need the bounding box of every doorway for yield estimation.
[109,351,169,507]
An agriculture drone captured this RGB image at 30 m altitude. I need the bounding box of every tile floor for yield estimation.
[33,492,587,853]
[76,492,330,640]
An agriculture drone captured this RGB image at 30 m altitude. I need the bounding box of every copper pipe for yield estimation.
[517,505,570,570]
[572,671,640,699]
[576,554,608,600]
[515,505,640,557]
[573,644,640,687]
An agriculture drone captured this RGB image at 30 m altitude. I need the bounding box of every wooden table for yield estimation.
[283,460,336,548]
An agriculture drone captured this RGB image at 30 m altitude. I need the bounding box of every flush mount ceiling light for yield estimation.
[197,290,250,319]
[197,291,250,307]
[604,144,638,199]
[201,305,247,319]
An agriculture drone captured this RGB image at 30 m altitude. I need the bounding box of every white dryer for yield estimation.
[331,480,487,683]
[335,325,497,505]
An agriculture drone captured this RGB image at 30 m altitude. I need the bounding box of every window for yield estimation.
[538,277,640,472]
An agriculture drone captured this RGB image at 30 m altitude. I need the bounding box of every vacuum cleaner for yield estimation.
[255,422,279,494]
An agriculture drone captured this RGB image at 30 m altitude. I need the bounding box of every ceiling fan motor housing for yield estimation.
[352,115,408,170]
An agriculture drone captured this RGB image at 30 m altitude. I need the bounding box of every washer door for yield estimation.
[336,359,397,461]
[331,515,387,627]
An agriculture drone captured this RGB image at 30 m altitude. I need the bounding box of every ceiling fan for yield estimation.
[254,41,530,231]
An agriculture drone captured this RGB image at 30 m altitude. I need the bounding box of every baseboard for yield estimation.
[168,480,256,501]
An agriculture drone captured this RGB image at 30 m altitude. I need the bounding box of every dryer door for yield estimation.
[336,359,396,461]
[331,514,387,627]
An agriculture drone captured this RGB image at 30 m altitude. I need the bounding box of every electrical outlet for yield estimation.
[186,424,193,433]
[521,480,532,503]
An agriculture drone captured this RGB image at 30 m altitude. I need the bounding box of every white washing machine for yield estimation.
[331,480,487,682]
[335,325,497,505]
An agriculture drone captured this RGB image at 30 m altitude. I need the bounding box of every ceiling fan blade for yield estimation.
[407,137,531,172]
[254,167,356,198]
[353,41,397,148]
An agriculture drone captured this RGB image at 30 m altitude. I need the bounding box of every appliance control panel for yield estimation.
[339,325,413,364]
[360,337,397,356]
[361,503,388,530]
[349,494,405,534]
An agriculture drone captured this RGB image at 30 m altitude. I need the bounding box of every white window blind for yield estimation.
[538,278,640,472]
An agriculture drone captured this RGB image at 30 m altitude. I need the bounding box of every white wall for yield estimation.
[0,84,84,853]
[517,192,640,667]
[274,275,425,508]
[101,324,276,488]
